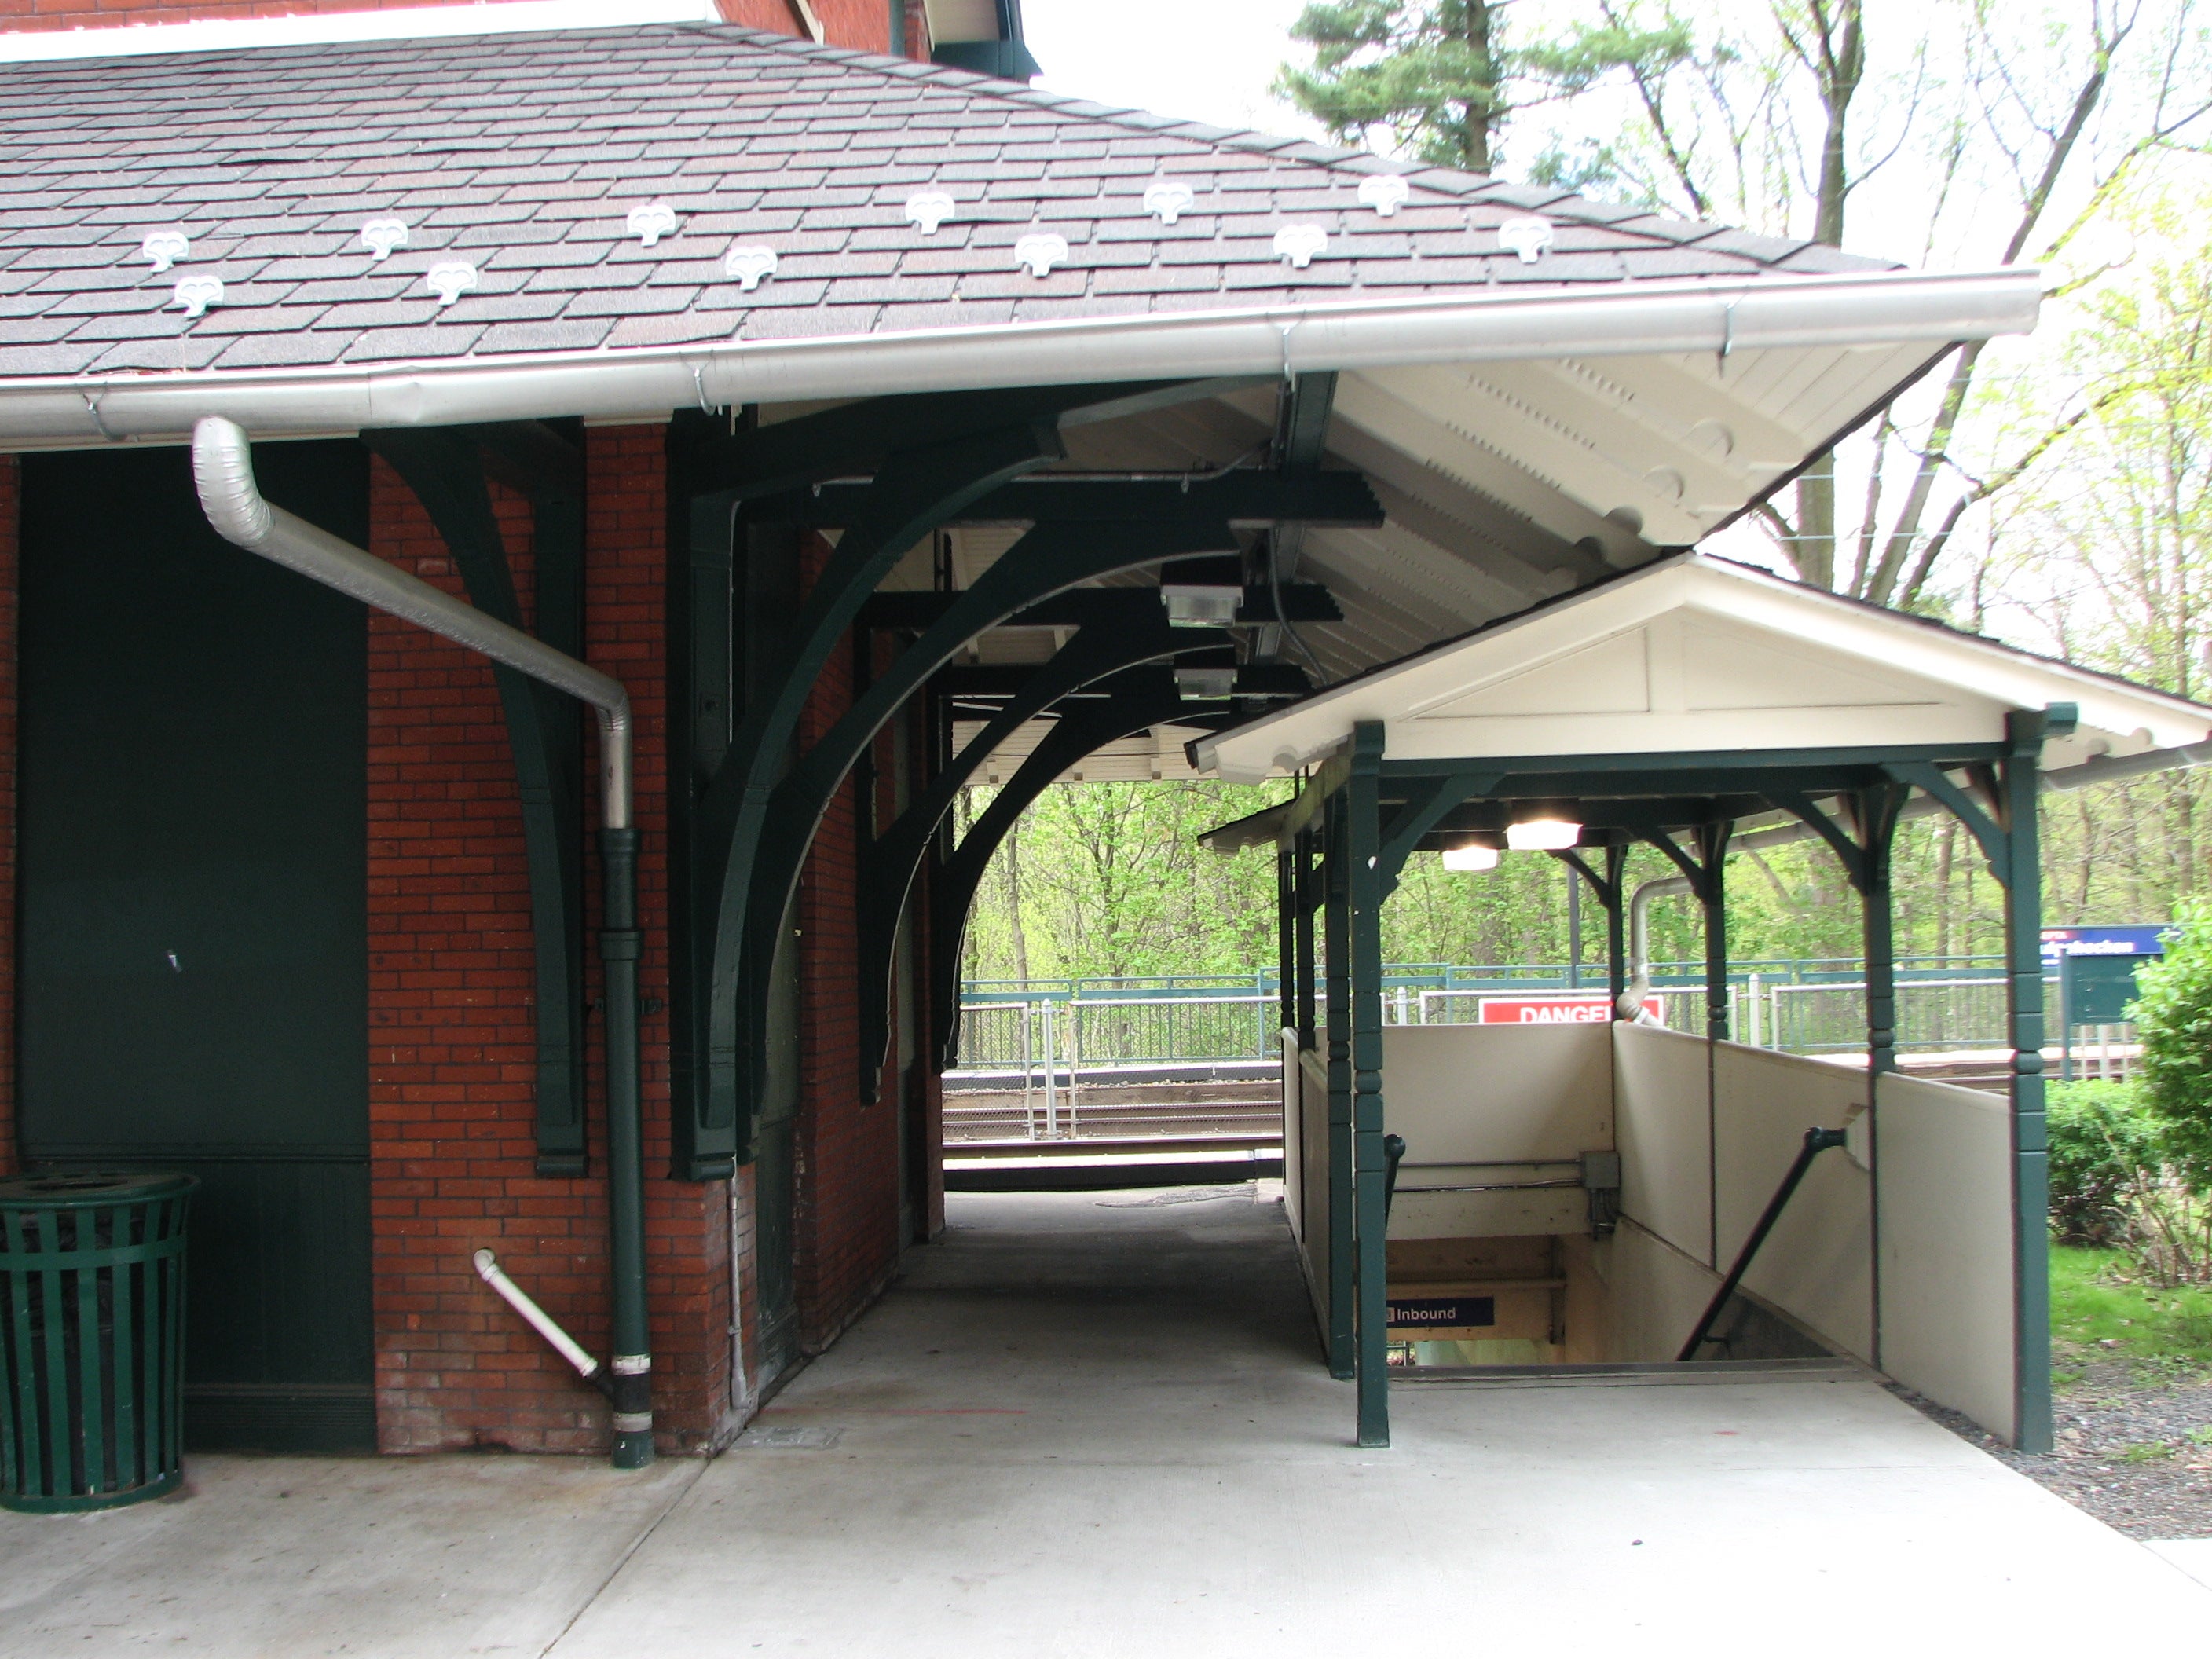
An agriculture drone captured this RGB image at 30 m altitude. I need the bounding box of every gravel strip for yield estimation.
[1895,1360,2212,1539]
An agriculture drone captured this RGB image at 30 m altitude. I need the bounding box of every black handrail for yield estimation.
[1677,1126,1849,1362]
[1382,1133,1407,1220]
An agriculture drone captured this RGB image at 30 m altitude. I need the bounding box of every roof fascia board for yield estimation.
[0,1,721,62]
[12,269,2039,449]
[1193,551,2212,780]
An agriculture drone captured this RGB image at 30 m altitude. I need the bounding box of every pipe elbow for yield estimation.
[192,416,273,550]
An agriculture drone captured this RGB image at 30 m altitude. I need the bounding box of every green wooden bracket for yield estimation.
[366,426,590,1177]
[857,613,1221,1091]
[745,514,1236,1106]
[1884,762,2010,888]
[681,421,1064,1180]
[1555,848,1618,909]
[1378,771,1499,896]
[928,675,1192,1068]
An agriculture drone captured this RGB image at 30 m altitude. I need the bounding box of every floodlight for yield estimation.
[1505,819,1581,851]
[1441,840,1500,872]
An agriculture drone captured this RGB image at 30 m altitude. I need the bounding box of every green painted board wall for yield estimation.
[16,441,373,1452]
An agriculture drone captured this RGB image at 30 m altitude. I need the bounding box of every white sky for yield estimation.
[1024,0,1323,137]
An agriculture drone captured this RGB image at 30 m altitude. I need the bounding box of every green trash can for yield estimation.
[0,1171,196,1513]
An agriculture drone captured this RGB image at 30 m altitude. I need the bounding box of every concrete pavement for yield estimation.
[4,1184,2208,1656]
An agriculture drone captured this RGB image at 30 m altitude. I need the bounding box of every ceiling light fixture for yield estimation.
[1441,840,1500,872]
[1505,819,1581,851]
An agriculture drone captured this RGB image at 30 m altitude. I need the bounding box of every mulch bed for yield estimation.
[1895,1357,2212,1538]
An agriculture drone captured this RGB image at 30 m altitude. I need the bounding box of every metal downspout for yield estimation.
[190,416,655,1470]
[1616,873,1690,1022]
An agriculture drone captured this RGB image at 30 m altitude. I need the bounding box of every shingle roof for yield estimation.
[0,22,1891,379]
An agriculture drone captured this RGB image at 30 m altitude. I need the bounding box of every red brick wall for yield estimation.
[791,538,903,1352]
[0,0,898,53]
[368,427,732,1456]
[0,458,15,1182]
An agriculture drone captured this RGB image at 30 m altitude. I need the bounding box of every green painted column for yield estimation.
[1856,786,1903,1375]
[1698,823,1731,1042]
[1606,844,1628,1014]
[1295,826,1318,1051]
[1276,848,1297,1036]
[2004,711,2056,1454]
[1347,723,1390,1448]
[1323,793,1355,1379]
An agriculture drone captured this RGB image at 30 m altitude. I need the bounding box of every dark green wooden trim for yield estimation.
[925,675,1192,1068]
[686,380,1256,501]
[1605,844,1628,1009]
[1884,761,2009,884]
[792,471,1381,531]
[365,427,589,1177]
[1295,825,1319,1049]
[1322,790,1355,1381]
[1273,750,1356,848]
[1377,771,1499,895]
[1696,822,1731,1043]
[2003,709,2056,1454]
[1346,723,1390,1448]
[756,517,1235,1102]
[685,422,1063,1178]
[856,621,1220,1090]
[1377,742,2006,786]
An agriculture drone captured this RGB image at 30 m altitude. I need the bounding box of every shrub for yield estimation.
[2046,1082,2162,1247]
[2130,901,2212,1192]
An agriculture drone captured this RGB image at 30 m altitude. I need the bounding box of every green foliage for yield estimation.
[2131,900,2212,1192]
[1274,1,1690,174]
[2050,1245,2212,1373]
[2045,1082,2163,1247]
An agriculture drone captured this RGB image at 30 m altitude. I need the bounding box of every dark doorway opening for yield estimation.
[17,441,373,1452]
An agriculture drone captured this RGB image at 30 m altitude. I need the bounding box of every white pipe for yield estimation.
[1618,874,1691,1021]
[474,1249,602,1383]
[24,270,2038,445]
[191,416,634,830]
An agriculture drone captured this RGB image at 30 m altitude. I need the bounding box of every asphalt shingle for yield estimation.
[0,21,1892,374]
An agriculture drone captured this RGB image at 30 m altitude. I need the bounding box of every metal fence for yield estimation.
[951,957,2111,1075]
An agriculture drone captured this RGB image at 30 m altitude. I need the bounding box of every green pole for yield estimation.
[1347,723,1390,1448]
[2004,710,2056,1454]
[1276,848,1297,1035]
[1856,785,1902,1375]
[1323,794,1354,1379]
[600,826,654,1470]
[1698,822,1731,1042]
[1295,827,1318,1051]
[1606,844,1628,1014]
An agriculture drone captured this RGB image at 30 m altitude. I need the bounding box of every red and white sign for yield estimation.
[1478,994,1662,1025]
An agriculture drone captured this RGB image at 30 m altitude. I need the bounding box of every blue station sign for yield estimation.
[2041,925,2170,961]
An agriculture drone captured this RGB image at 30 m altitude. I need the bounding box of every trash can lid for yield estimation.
[0,1170,197,1208]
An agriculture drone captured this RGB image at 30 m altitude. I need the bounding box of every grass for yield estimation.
[2049,1244,2212,1381]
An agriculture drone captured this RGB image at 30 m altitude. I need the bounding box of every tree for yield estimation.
[1275,1,1691,176]
[1586,1,2212,605]
[2127,900,2212,1191]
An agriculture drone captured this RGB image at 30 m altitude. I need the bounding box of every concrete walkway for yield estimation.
[5,1185,2209,1656]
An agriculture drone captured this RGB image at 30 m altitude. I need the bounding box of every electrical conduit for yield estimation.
[192,416,655,1470]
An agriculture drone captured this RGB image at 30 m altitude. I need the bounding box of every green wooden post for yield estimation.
[1323,792,1355,1379]
[1856,784,1903,1375]
[2004,710,2056,1454]
[1697,822,1732,1042]
[1606,844,1628,1013]
[1347,723,1390,1448]
[1295,826,1318,1051]
[1276,848,1297,1036]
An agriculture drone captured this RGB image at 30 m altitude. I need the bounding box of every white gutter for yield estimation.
[16,269,2039,446]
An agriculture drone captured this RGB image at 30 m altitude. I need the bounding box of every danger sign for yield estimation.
[1478,994,1661,1024]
